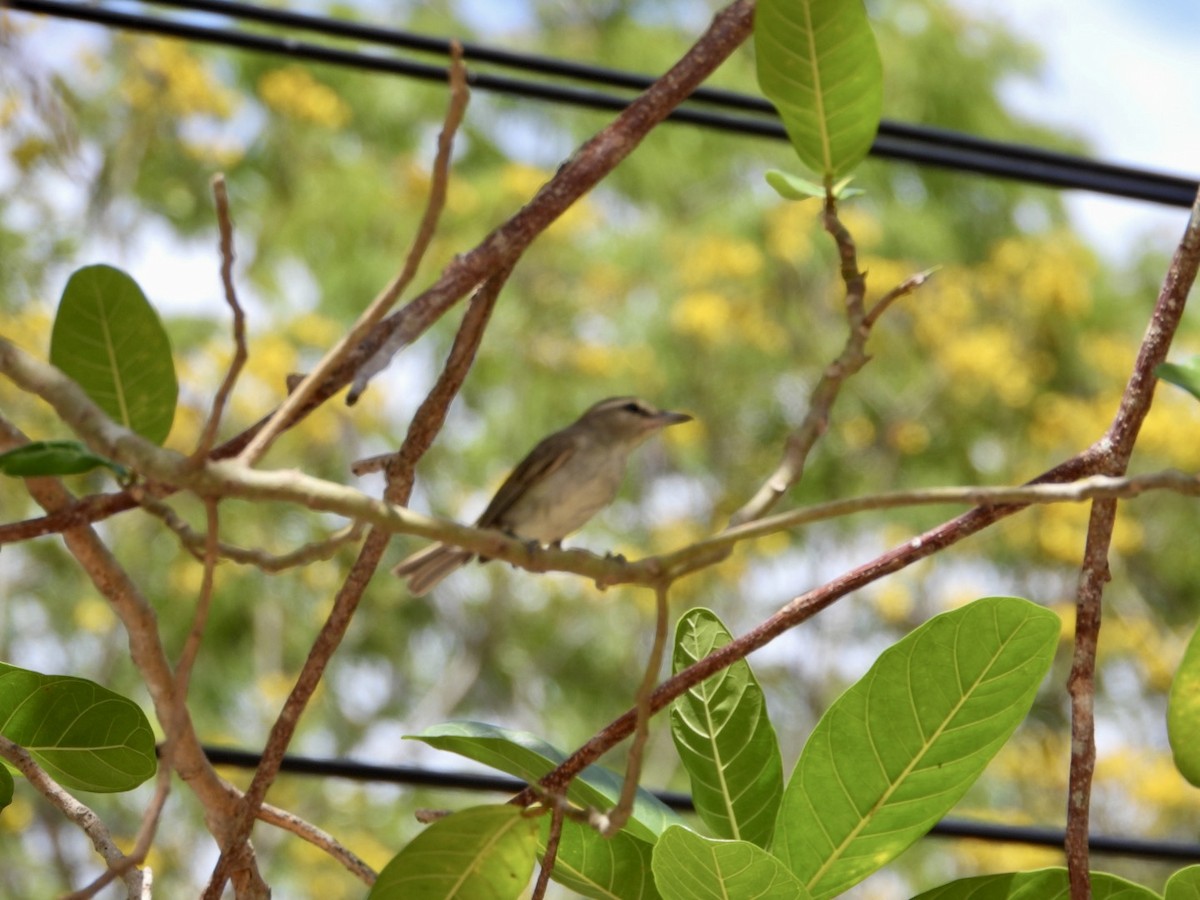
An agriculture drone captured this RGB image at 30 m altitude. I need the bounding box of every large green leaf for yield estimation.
[50,264,178,445]
[407,721,681,843]
[651,826,809,900]
[1168,622,1200,785]
[369,804,537,900]
[0,662,156,793]
[910,867,1160,899]
[755,0,882,179]
[669,608,783,847]
[541,817,659,900]
[1166,866,1200,900]
[773,597,1060,899]
[0,440,127,479]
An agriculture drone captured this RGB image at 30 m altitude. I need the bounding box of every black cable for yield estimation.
[199,745,1200,863]
[8,0,1199,207]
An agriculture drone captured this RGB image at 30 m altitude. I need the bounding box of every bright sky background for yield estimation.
[7,0,1199,306]
[952,0,1200,260]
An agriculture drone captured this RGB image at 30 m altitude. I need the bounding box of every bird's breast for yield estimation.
[496,448,628,543]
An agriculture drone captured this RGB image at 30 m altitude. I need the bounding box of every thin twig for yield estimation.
[384,266,509,504]
[132,487,365,571]
[189,173,248,466]
[600,583,671,837]
[0,736,144,898]
[204,56,483,893]
[236,41,470,467]
[729,195,898,526]
[256,802,376,885]
[173,499,219,702]
[531,803,565,900]
[62,759,173,900]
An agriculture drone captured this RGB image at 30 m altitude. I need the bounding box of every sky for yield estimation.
[952,0,1200,260]
[6,0,1199,307]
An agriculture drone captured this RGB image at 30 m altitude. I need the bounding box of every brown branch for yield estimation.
[236,42,469,467]
[0,737,145,898]
[348,0,756,400]
[509,450,1104,807]
[256,802,376,886]
[1064,189,1200,898]
[729,196,894,527]
[203,228,510,900]
[174,499,219,701]
[189,173,248,466]
[0,414,255,893]
[131,487,365,571]
[62,761,172,900]
[531,803,565,900]
[599,583,672,836]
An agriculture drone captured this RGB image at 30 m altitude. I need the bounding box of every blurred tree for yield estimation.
[1,0,1197,896]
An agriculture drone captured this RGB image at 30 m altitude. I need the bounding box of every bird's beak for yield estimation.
[656,410,693,427]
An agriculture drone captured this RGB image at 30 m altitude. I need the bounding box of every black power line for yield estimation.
[8,0,1199,206]
[200,745,1200,863]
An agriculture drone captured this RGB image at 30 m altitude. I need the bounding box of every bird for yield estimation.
[393,396,692,595]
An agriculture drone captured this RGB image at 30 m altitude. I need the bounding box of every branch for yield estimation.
[131,487,365,572]
[0,736,144,898]
[0,414,254,891]
[256,802,375,886]
[1065,188,1200,898]
[62,762,172,900]
[205,95,502,896]
[729,198,918,526]
[238,42,470,467]
[188,173,247,466]
[5,336,1200,589]
[599,583,671,837]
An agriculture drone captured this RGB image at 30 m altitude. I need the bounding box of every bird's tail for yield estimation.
[392,543,474,596]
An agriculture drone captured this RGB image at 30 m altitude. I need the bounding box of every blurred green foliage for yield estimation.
[1,0,1198,896]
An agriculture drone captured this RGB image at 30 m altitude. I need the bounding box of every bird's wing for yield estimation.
[475,431,578,528]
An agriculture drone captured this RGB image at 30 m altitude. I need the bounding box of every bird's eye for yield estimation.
[622,402,645,415]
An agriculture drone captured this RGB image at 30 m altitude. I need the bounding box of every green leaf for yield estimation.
[773,597,1060,899]
[50,264,178,445]
[0,662,156,793]
[669,608,783,847]
[0,766,12,813]
[755,0,883,179]
[407,721,681,843]
[0,440,127,478]
[1169,622,1200,785]
[910,867,1160,899]
[369,804,537,900]
[765,170,826,201]
[541,817,660,900]
[1166,866,1200,900]
[651,826,809,900]
[1157,360,1200,403]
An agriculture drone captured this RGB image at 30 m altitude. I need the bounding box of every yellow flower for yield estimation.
[258,67,350,127]
[123,39,238,118]
[671,291,731,344]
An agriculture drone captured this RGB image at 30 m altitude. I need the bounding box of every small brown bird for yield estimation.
[393,396,692,595]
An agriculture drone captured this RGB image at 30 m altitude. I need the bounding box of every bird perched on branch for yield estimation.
[393,396,692,595]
